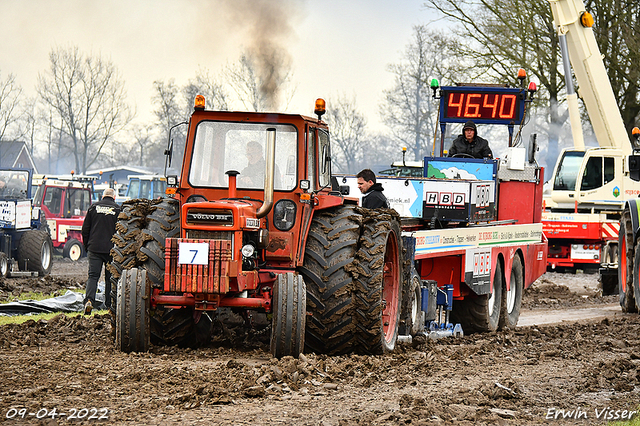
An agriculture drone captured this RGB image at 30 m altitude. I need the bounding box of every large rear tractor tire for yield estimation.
[451,259,503,333]
[499,255,523,329]
[116,268,150,353]
[108,200,153,338]
[17,230,53,277]
[63,238,85,261]
[299,205,361,355]
[270,272,306,358]
[618,211,637,313]
[353,212,403,354]
[138,198,211,348]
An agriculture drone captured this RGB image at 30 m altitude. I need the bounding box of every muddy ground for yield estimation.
[0,260,638,425]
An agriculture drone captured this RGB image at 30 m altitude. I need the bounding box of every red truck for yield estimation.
[33,174,95,260]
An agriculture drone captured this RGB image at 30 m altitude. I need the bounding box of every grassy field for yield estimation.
[0,287,105,325]
[0,309,108,325]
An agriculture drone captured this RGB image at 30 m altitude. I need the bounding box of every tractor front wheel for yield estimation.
[63,238,85,261]
[270,272,306,358]
[116,268,150,353]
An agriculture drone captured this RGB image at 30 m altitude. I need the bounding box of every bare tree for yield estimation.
[152,79,183,133]
[0,71,23,142]
[424,0,640,167]
[424,0,563,166]
[152,79,187,171]
[17,97,38,157]
[183,67,230,113]
[380,26,463,160]
[37,46,133,174]
[325,94,368,174]
[130,124,160,167]
[586,0,640,133]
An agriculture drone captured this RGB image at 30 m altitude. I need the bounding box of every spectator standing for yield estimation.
[356,169,389,209]
[81,187,121,315]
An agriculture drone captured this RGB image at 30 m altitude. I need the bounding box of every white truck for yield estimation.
[542,0,637,294]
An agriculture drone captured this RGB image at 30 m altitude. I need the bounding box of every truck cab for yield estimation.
[32,175,95,260]
[117,175,167,203]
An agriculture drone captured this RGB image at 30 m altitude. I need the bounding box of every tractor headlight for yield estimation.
[273,199,297,231]
[241,244,255,258]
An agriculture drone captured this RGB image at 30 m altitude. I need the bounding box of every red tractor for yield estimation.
[110,97,404,357]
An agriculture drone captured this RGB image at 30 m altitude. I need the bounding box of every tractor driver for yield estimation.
[239,141,281,188]
[448,120,493,159]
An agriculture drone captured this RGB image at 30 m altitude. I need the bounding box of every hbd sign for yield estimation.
[425,192,465,206]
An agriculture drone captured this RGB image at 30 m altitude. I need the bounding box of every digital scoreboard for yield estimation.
[439,87,525,125]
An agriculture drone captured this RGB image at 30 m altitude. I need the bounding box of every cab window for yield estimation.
[307,128,316,190]
[65,188,91,217]
[127,179,140,198]
[44,187,64,216]
[604,157,614,184]
[318,129,331,188]
[140,180,151,199]
[581,156,603,190]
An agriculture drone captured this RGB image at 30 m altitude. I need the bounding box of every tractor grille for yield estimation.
[185,230,232,240]
[164,238,232,294]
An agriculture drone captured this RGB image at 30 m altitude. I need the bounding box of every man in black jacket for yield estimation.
[81,188,121,315]
[448,120,493,159]
[357,169,389,209]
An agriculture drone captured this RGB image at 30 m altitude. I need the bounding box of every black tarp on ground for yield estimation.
[0,282,107,316]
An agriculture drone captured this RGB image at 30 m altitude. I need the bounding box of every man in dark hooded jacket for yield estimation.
[81,188,121,315]
[357,169,389,209]
[448,120,493,159]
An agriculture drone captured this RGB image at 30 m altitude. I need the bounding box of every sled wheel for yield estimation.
[63,238,85,261]
[17,230,53,276]
[451,258,503,333]
[618,212,636,312]
[270,272,306,358]
[116,268,150,353]
[499,255,523,329]
[0,252,8,278]
[400,268,423,336]
[355,214,403,354]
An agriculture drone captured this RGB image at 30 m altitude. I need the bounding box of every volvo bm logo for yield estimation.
[187,212,233,222]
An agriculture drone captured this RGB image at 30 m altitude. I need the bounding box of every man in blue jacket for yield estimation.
[81,187,121,315]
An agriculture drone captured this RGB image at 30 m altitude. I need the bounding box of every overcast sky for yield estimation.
[0,0,437,133]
